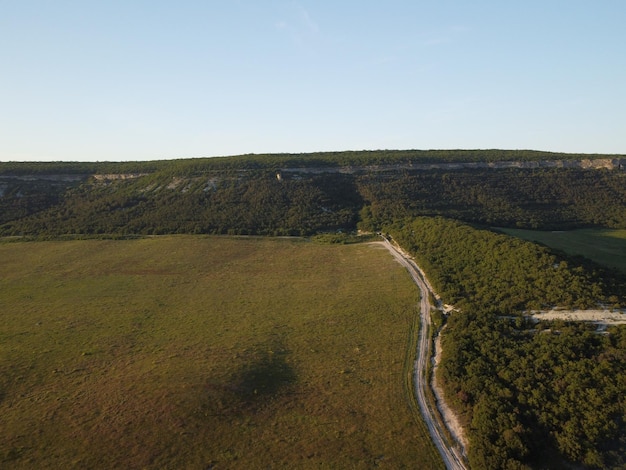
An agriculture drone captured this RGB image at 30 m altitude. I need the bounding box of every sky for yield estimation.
[1,1,625,162]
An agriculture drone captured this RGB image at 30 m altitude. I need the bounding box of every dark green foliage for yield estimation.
[387,218,626,469]
[358,169,626,230]
[0,175,87,224]
[2,171,362,237]
[387,217,620,312]
[441,315,626,469]
[4,149,604,175]
[2,151,626,236]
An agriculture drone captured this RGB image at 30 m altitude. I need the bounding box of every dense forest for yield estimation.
[358,168,626,229]
[388,218,622,313]
[2,150,626,469]
[388,218,626,469]
[0,171,362,236]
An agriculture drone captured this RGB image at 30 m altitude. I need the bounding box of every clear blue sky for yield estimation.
[2,1,625,162]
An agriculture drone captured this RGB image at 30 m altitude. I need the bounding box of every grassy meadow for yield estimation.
[498,228,626,274]
[0,236,442,469]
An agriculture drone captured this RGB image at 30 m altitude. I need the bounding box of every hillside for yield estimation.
[2,150,625,236]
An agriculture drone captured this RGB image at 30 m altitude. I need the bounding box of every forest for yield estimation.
[1,150,625,236]
[0,171,362,236]
[357,168,626,229]
[2,150,626,469]
[388,218,626,469]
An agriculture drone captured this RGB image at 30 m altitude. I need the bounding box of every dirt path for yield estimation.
[530,308,626,327]
[432,332,469,451]
[375,239,468,470]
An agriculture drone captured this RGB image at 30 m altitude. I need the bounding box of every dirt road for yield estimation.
[379,238,468,470]
[531,308,626,326]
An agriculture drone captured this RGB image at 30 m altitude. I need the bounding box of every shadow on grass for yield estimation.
[205,340,297,415]
[236,347,296,401]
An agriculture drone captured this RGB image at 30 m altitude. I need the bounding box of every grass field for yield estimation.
[498,228,626,274]
[0,236,443,469]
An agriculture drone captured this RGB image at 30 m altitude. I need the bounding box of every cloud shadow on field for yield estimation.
[205,338,297,415]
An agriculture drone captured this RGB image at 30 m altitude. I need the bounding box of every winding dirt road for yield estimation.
[379,238,468,470]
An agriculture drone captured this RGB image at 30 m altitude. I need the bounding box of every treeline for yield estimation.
[0,160,164,175]
[2,149,624,176]
[358,168,626,230]
[387,217,626,469]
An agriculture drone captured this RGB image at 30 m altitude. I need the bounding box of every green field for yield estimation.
[0,237,442,469]
[498,228,626,274]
